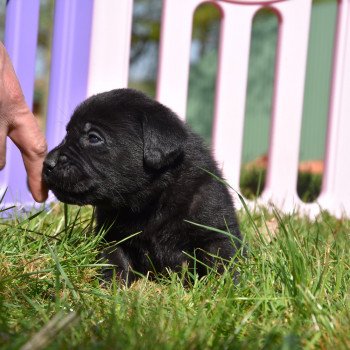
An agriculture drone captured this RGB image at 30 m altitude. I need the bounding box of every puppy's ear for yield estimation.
[142,109,187,170]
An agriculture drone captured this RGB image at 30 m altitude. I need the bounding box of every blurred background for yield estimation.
[0,0,337,202]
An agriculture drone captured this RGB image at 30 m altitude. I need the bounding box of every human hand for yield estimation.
[0,42,48,202]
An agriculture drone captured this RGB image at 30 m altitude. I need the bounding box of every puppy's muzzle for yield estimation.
[43,150,68,176]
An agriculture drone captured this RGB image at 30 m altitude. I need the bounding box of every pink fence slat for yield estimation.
[260,0,313,213]
[1,0,349,219]
[87,0,133,96]
[0,0,40,205]
[319,0,350,217]
[46,0,93,152]
[157,0,203,120]
[212,2,257,191]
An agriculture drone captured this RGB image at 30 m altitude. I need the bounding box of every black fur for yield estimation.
[43,89,242,284]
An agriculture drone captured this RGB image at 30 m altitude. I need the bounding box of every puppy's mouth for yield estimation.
[49,185,94,205]
[43,170,95,206]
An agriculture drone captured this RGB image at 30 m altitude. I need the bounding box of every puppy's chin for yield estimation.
[44,176,97,206]
[51,189,91,206]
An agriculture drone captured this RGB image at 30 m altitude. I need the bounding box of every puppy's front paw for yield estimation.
[99,245,136,287]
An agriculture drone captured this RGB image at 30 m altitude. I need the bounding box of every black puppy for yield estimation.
[43,89,242,284]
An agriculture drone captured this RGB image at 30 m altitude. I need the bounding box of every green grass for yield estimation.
[0,201,350,349]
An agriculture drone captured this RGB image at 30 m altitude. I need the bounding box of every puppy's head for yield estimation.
[43,89,187,207]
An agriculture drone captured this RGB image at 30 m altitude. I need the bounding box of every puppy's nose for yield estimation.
[43,157,57,173]
[43,150,61,173]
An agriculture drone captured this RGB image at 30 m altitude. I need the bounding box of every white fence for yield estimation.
[2,0,350,218]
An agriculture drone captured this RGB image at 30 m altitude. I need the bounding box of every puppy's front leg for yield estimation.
[100,245,136,286]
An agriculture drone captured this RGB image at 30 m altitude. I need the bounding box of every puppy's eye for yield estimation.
[88,132,103,144]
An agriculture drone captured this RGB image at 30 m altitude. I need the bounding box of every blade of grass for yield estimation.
[20,311,79,350]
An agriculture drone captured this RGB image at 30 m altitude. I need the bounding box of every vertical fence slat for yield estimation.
[260,0,313,212]
[0,0,40,204]
[46,0,93,151]
[87,0,133,96]
[212,3,256,191]
[319,0,350,217]
[1,0,350,218]
[4,0,40,107]
[157,0,203,119]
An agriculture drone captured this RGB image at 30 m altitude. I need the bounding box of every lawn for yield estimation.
[0,200,349,349]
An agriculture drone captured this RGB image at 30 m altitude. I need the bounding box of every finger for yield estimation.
[0,125,8,170]
[23,150,49,203]
[9,113,48,202]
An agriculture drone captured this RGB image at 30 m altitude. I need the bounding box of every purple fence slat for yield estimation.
[0,0,40,205]
[46,0,93,152]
